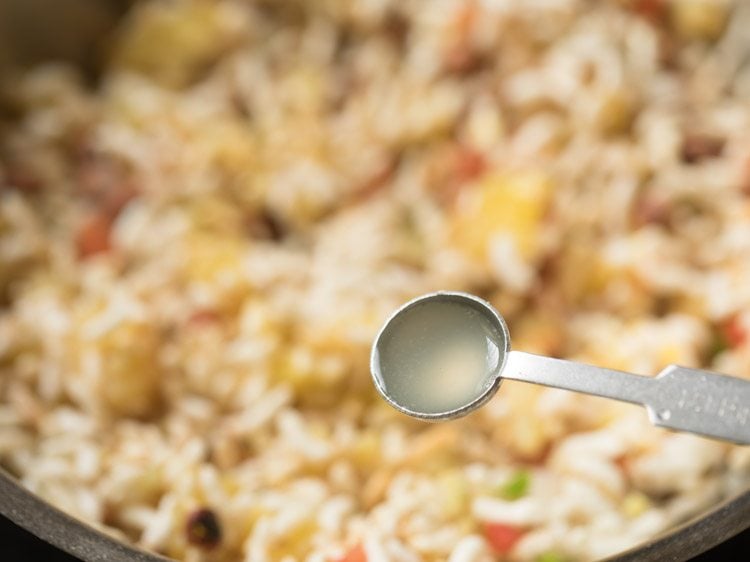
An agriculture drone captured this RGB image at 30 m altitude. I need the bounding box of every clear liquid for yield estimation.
[376,299,503,414]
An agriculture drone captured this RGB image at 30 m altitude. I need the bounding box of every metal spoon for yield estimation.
[370,291,750,445]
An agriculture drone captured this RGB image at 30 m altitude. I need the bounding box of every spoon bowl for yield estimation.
[370,291,510,420]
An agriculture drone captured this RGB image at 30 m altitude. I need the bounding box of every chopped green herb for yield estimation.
[497,470,531,501]
[706,328,729,362]
[536,551,566,562]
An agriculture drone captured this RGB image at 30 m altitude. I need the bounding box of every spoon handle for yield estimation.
[502,351,750,445]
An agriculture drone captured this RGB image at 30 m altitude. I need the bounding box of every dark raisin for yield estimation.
[382,9,410,49]
[681,134,725,164]
[3,159,41,193]
[245,209,287,241]
[443,44,488,75]
[185,508,222,549]
[652,295,673,317]
[657,31,680,70]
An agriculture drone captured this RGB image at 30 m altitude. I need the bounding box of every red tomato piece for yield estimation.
[335,544,367,562]
[76,212,112,259]
[483,522,526,555]
[452,146,486,185]
[188,309,221,327]
[723,315,748,349]
[631,0,667,23]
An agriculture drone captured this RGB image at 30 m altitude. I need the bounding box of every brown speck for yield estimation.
[536,254,558,286]
[633,194,670,227]
[3,159,40,193]
[186,508,222,549]
[76,149,138,216]
[580,61,597,85]
[382,9,410,49]
[245,209,287,241]
[681,134,725,164]
[652,295,674,317]
[443,0,487,75]
[525,442,553,466]
[443,44,487,75]
[657,31,680,69]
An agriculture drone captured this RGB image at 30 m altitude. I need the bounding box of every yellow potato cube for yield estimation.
[113,1,244,87]
[66,300,162,418]
[452,171,553,264]
[622,491,651,518]
[670,0,729,42]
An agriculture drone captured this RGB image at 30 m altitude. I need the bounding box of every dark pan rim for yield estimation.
[0,468,169,562]
[2,467,748,561]
[606,482,750,561]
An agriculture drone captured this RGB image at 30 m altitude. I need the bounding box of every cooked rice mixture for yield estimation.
[2,1,750,561]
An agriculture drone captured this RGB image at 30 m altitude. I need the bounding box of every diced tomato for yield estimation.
[452,146,486,185]
[430,144,487,206]
[76,212,112,259]
[187,309,221,326]
[334,544,367,562]
[614,454,632,479]
[453,0,478,37]
[483,522,526,555]
[723,315,748,349]
[103,183,138,217]
[630,0,667,24]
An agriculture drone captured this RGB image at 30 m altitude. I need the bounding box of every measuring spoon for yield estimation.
[370,291,750,445]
